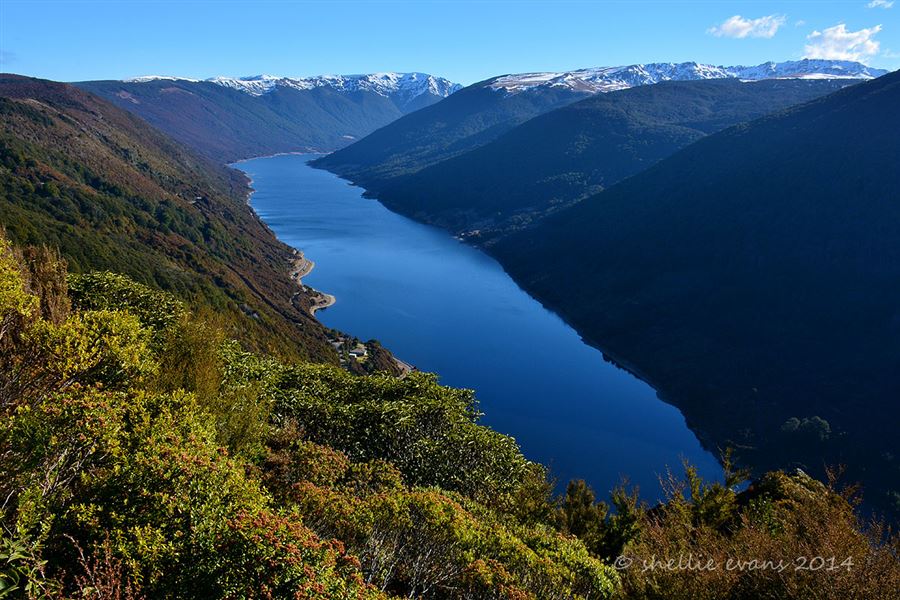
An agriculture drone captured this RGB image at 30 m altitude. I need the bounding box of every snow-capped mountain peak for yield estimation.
[121,72,462,104]
[488,60,887,95]
[123,75,200,83]
[206,72,461,101]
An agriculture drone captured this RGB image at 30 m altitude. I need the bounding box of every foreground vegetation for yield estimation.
[1,235,897,599]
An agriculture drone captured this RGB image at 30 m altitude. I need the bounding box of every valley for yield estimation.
[307,61,900,520]
[237,153,721,499]
[3,3,900,590]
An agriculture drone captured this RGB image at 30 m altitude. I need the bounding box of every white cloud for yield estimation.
[708,14,787,39]
[795,20,807,27]
[804,23,883,61]
[867,0,893,9]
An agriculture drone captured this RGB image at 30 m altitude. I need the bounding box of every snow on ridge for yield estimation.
[203,72,461,99]
[124,75,200,83]
[121,72,462,101]
[489,60,887,95]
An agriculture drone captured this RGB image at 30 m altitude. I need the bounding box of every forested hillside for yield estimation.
[0,74,332,361]
[493,69,900,520]
[372,79,850,237]
[311,80,590,187]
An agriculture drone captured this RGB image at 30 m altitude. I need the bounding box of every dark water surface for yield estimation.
[238,153,720,500]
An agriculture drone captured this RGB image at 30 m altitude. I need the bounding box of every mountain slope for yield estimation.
[76,72,459,162]
[314,60,882,189]
[0,74,333,360]
[493,69,900,516]
[311,80,590,187]
[374,78,851,236]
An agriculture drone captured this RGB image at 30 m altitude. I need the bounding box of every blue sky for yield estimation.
[1,0,897,84]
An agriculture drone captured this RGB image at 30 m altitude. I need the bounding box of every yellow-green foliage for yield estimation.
[28,310,156,386]
[0,239,383,598]
[267,438,618,599]
[67,272,185,337]
[0,237,37,321]
[0,238,617,599]
[268,361,535,506]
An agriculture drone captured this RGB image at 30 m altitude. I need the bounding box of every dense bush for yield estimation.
[0,237,380,598]
[0,237,619,598]
[611,468,900,599]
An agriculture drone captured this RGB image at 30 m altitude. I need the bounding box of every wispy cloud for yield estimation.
[867,0,893,9]
[805,23,882,61]
[708,14,787,38]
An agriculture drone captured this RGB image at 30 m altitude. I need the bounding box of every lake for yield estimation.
[237,153,720,500]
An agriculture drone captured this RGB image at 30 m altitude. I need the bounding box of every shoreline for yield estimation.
[231,161,340,320]
[231,151,328,206]
[289,251,336,316]
[234,158,413,376]
[290,252,316,282]
[310,292,336,315]
[230,150,326,166]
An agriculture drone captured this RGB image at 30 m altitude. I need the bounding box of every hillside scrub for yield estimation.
[0,237,618,599]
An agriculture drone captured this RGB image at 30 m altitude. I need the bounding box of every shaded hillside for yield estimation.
[375,79,850,236]
[0,74,333,361]
[493,70,900,517]
[311,80,591,187]
[77,76,454,163]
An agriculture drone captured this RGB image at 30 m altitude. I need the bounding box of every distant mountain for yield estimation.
[204,72,461,110]
[489,59,886,94]
[0,74,334,361]
[315,59,882,189]
[492,69,900,518]
[76,72,460,162]
[373,78,852,236]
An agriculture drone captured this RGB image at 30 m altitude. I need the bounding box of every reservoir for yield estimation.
[238,153,720,500]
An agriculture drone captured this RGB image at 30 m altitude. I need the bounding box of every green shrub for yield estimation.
[67,271,185,336]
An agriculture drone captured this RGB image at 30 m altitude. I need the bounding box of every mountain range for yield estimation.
[489,59,886,94]
[76,72,460,162]
[370,78,852,236]
[313,59,884,188]
[73,60,882,179]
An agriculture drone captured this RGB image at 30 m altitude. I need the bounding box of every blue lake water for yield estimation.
[238,153,720,500]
